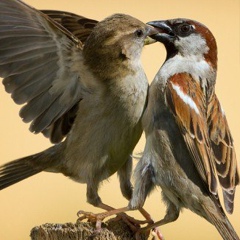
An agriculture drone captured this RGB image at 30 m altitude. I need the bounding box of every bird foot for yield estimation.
[77,210,102,222]
[77,210,105,233]
[110,213,150,232]
[77,209,151,233]
[151,227,165,240]
[135,225,164,240]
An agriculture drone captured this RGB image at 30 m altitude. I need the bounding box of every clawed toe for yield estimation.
[76,209,154,236]
[118,213,140,232]
[136,225,164,240]
[151,227,164,240]
[77,210,105,222]
[77,210,108,233]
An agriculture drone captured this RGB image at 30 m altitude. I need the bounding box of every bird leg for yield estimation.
[77,159,152,233]
[136,202,180,240]
[77,184,150,233]
[77,159,159,235]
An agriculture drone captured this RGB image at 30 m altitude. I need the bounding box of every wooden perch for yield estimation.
[30,218,148,240]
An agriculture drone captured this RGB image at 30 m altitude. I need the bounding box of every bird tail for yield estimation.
[0,146,60,190]
[212,214,239,240]
[204,204,240,240]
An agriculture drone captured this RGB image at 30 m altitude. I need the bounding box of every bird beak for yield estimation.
[146,20,175,43]
[144,25,158,45]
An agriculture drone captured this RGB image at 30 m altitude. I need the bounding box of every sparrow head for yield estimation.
[83,14,158,80]
[147,19,217,69]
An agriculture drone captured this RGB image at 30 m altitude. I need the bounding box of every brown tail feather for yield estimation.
[203,203,239,240]
[212,214,239,240]
[0,146,60,190]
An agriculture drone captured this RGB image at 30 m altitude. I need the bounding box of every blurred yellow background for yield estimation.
[0,0,239,239]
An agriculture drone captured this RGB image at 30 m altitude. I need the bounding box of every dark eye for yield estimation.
[177,23,193,37]
[135,29,144,38]
[180,24,191,33]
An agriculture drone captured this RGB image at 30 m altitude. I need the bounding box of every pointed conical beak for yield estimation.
[147,20,175,42]
[144,25,158,45]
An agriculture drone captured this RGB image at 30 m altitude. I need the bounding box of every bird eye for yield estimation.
[180,24,191,33]
[135,29,144,38]
[176,23,193,37]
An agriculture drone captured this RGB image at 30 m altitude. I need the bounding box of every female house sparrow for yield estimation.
[97,19,240,240]
[0,0,157,227]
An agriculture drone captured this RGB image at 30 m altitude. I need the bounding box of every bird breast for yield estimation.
[60,70,148,182]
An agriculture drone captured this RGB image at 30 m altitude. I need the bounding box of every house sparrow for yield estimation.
[0,0,158,229]
[95,18,240,240]
[129,19,239,239]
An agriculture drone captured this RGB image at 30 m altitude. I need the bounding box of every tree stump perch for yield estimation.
[30,219,148,240]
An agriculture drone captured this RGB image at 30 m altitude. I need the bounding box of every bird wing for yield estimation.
[165,72,218,194]
[41,10,98,42]
[208,93,239,213]
[0,0,99,143]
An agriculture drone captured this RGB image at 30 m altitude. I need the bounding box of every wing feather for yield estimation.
[208,94,239,213]
[41,10,98,42]
[165,72,239,213]
[165,73,218,194]
[0,0,96,143]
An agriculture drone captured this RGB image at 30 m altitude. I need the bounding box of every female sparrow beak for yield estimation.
[144,25,158,45]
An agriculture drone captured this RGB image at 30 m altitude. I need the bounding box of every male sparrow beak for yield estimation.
[147,20,176,43]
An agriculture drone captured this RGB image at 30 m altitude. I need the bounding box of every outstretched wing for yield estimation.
[0,0,98,143]
[165,73,218,194]
[42,10,98,42]
[208,94,239,213]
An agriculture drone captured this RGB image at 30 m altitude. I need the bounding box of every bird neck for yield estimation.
[107,68,148,124]
[157,54,216,91]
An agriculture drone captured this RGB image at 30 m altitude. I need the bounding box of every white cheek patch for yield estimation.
[175,34,209,57]
[171,82,200,115]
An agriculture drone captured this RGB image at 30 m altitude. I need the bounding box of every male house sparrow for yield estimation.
[0,0,157,227]
[98,19,240,240]
[130,19,239,239]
